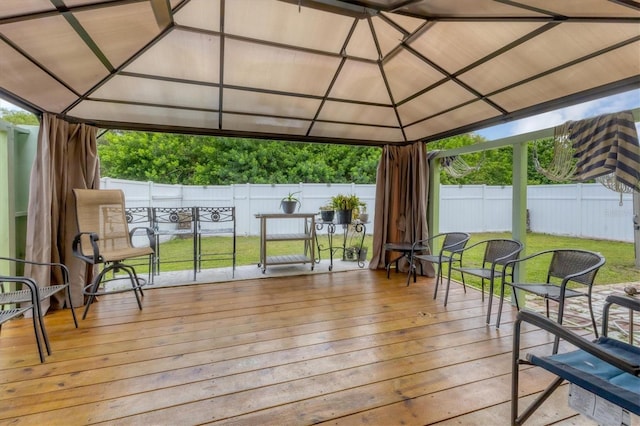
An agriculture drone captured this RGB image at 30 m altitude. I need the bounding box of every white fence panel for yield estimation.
[101,178,635,242]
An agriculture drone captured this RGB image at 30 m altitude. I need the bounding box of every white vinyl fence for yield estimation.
[101,178,636,242]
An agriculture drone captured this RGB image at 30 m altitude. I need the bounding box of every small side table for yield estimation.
[383,242,428,278]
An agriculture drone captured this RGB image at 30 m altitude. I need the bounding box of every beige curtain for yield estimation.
[24,113,100,313]
[368,142,434,277]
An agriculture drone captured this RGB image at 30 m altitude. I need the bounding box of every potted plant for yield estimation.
[280,191,301,214]
[330,193,360,224]
[319,203,335,222]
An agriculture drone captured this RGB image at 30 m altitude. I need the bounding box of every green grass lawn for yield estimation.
[149,232,637,286]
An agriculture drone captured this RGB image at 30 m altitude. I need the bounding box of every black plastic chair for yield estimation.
[511,295,639,425]
[447,238,524,325]
[0,257,78,362]
[498,249,605,352]
[405,232,470,288]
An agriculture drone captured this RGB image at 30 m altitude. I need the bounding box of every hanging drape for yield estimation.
[24,113,100,313]
[368,142,434,277]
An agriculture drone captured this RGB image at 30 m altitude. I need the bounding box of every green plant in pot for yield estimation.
[319,203,335,222]
[280,191,301,214]
[331,193,360,224]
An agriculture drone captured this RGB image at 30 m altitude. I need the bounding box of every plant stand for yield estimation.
[315,220,367,270]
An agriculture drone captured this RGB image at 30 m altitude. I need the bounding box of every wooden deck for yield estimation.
[0,268,602,425]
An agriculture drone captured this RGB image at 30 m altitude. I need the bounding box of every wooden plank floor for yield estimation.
[0,269,601,425]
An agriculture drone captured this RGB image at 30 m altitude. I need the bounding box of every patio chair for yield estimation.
[72,189,155,319]
[405,232,470,288]
[152,207,197,279]
[497,249,605,353]
[511,295,639,425]
[195,207,236,278]
[446,238,524,325]
[0,257,78,362]
[125,207,157,283]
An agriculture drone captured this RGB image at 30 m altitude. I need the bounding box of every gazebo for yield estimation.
[1,0,639,298]
[0,1,639,423]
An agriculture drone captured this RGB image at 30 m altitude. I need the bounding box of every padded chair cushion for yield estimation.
[527,337,640,415]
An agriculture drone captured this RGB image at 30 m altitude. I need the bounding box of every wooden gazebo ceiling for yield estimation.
[1,0,638,146]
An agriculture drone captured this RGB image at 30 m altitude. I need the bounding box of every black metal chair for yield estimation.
[511,295,639,425]
[152,207,197,280]
[195,206,236,278]
[0,257,78,362]
[447,238,524,325]
[498,248,605,352]
[405,232,470,288]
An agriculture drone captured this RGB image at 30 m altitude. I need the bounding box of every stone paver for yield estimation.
[525,281,639,344]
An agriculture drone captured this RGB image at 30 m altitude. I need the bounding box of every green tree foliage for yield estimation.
[99,131,381,184]
[98,129,571,186]
[0,108,39,125]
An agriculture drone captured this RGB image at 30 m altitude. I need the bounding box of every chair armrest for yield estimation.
[72,232,101,264]
[411,234,443,257]
[602,294,640,339]
[517,309,640,375]
[605,294,640,312]
[0,275,40,306]
[0,256,70,285]
[450,238,486,254]
[129,226,156,250]
[501,249,555,281]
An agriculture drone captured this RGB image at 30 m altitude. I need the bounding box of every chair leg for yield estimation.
[82,269,106,320]
[31,307,46,363]
[444,268,453,306]
[432,267,440,298]
[433,263,442,293]
[496,281,508,329]
[35,303,52,356]
[553,300,565,354]
[588,296,598,339]
[66,286,79,328]
[486,274,497,325]
[120,266,143,310]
